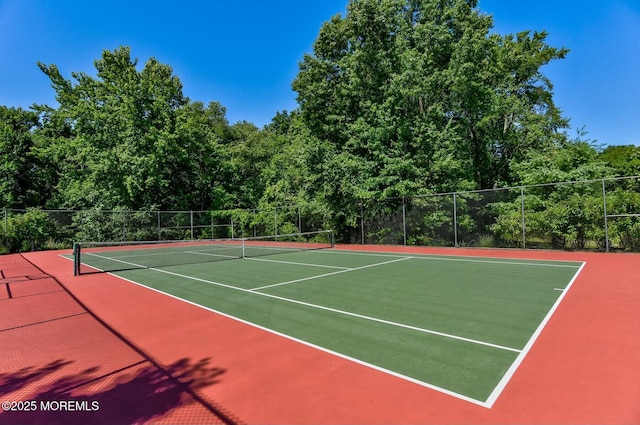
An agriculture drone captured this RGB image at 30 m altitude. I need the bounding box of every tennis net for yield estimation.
[73,230,334,275]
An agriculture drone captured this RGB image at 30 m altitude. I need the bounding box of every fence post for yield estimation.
[603,179,610,252]
[453,193,458,248]
[122,210,127,241]
[3,208,6,238]
[274,207,278,237]
[231,216,235,239]
[402,197,407,246]
[521,187,526,249]
[361,202,365,244]
[190,210,194,240]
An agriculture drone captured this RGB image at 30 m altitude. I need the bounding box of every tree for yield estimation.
[512,131,612,186]
[2,208,58,252]
[293,0,570,210]
[224,120,270,209]
[492,137,614,249]
[173,101,234,211]
[35,46,189,209]
[0,106,47,208]
[599,145,640,177]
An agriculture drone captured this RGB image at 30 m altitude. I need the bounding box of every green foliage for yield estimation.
[529,194,605,250]
[490,201,524,247]
[486,136,616,249]
[611,216,640,251]
[599,145,640,177]
[605,190,640,251]
[278,222,301,237]
[476,234,495,248]
[0,107,49,208]
[492,184,608,250]
[405,195,455,246]
[295,0,569,192]
[72,208,126,242]
[33,47,235,212]
[2,209,58,252]
[513,137,613,188]
[292,0,571,240]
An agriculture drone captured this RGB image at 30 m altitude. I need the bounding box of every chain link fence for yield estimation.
[359,176,640,252]
[1,204,328,251]
[3,176,640,253]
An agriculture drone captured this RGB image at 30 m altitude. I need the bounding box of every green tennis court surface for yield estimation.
[73,244,584,407]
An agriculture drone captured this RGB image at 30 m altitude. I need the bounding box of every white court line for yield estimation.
[249,257,412,291]
[184,251,238,259]
[483,261,587,408]
[105,271,489,408]
[412,256,582,268]
[315,249,583,268]
[244,257,350,270]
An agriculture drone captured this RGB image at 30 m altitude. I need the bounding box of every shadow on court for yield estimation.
[0,357,233,425]
[0,253,243,425]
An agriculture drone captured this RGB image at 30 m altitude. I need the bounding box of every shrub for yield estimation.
[476,234,495,248]
[2,209,58,252]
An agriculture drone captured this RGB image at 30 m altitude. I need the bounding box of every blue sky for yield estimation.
[1,0,638,146]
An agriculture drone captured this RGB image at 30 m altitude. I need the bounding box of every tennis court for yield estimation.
[70,232,584,407]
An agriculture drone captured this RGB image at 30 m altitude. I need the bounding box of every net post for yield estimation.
[73,242,80,276]
[241,238,246,258]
